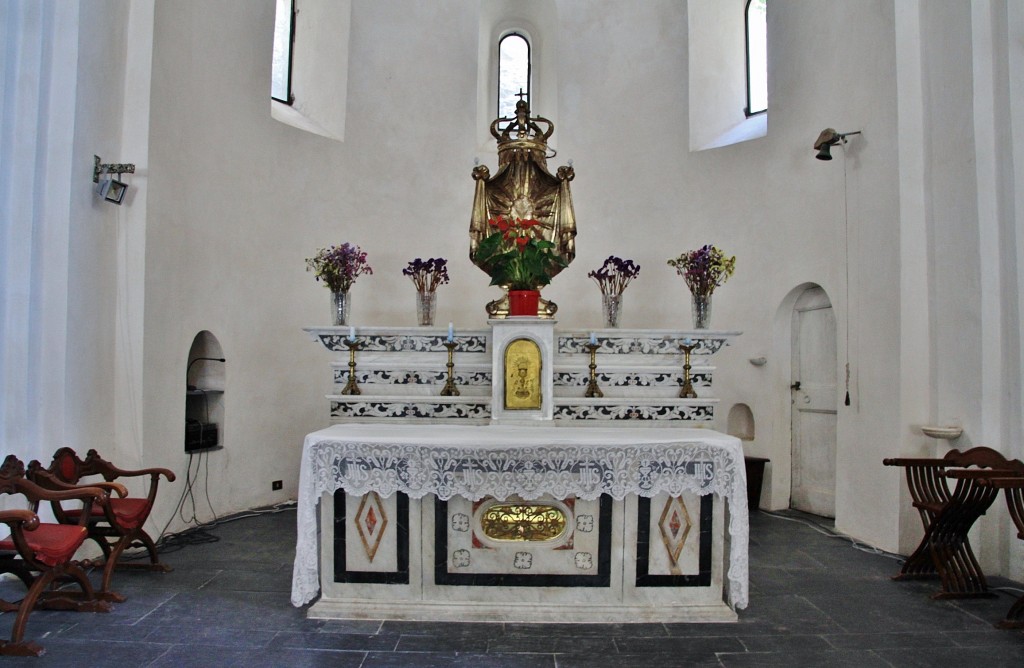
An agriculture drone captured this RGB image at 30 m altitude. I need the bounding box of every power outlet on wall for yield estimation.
[272,480,283,491]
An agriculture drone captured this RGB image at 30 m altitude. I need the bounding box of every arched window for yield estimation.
[271,0,295,104]
[498,33,530,118]
[745,0,767,116]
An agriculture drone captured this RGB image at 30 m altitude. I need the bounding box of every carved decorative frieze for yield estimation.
[330,400,491,420]
[558,335,730,355]
[554,371,711,389]
[318,333,488,354]
[335,369,492,386]
[553,404,714,421]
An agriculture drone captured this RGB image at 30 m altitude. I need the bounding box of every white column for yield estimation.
[0,0,78,463]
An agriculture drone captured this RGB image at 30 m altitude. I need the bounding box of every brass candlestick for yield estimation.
[440,341,460,396]
[584,342,603,398]
[679,341,698,399]
[341,339,361,395]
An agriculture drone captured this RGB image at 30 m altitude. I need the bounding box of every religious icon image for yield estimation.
[503,338,542,410]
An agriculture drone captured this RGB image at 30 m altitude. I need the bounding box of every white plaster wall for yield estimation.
[0,0,129,470]
[1007,0,1024,586]
[8,0,1016,577]
[137,0,913,544]
[66,2,129,461]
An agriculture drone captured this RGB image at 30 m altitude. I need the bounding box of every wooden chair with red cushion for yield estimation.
[28,448,175,603]
[0,455,113,657]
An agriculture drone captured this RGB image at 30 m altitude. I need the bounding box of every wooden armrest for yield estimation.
[12,477,108,505]
[28,469,129,498]
[106,465,174,481]
[979,476,1024,489]
[945,468,1024,480]
[92,481,128,497]
[85,450,175,483]
[883,457,948,467]
[0,509,40,531]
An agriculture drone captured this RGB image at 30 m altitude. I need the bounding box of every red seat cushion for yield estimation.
[65,497,150,529]
[0,524,88,566]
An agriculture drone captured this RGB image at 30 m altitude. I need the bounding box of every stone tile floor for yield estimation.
[2,506,1023,666]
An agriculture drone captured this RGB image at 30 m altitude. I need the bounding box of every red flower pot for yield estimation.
[508,289,540,316]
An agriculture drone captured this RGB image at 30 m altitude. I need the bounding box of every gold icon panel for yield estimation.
[504,338,542,410]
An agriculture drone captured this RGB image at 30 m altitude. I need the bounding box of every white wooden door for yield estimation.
[790,287,837,517]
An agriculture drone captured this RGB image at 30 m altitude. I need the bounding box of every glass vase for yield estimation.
[416,291,436,326]
[602,294,622,328]
[691,293,712,329]
[331,290,350,326]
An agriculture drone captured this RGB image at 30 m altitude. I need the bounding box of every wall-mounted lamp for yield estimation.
[93,155,135,205]
[813,128,861,161]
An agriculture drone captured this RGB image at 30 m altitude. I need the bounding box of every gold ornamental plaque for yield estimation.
[480,503,567,542]
[504,338,542,410]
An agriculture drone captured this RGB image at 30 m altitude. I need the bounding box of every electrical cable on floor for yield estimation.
[202,446,218,525]
[128,449,238,559]
[121,501,297,559]
[759,509,905,562]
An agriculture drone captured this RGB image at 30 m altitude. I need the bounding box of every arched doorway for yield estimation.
[790,286,837,517]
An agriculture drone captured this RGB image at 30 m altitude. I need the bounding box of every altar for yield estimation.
[292,98,748,622]
[290,422,748,622]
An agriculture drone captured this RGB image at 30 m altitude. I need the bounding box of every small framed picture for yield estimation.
[105,179,127,205]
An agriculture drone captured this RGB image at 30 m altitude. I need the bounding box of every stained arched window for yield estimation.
[745,0,767,116]
[498,33,530,118]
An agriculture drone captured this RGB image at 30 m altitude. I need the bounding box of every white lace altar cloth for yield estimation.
[291,423,748,610]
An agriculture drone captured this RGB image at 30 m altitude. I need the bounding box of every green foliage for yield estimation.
[473,216,568,290]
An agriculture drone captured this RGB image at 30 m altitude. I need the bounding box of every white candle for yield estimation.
[448,322,454,342]
[589,332,597,345]
[348,326,356,342]
[684,337,693,346]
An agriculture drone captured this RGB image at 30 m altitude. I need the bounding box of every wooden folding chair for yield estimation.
[976,475,1024,628]
[0,455,112,656]
[883,446,1024,599]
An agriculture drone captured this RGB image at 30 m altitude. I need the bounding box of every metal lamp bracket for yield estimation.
[93,155,136,183]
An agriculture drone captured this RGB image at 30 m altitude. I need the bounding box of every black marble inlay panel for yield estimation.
[635,494,712,587]
[434,495,612,587]
[333,490,410,584]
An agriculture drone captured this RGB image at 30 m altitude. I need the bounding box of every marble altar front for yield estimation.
[290,423,748,622]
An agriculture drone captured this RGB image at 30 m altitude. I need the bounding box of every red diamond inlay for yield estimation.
[365,507,377,535]
[354,492,389,563]
[670,511,681,536]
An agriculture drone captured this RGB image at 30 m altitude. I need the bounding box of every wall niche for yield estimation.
[185,331,225,453]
